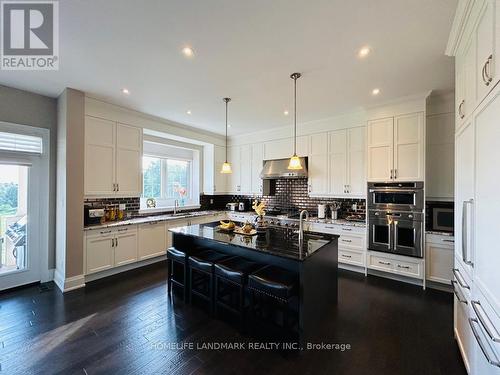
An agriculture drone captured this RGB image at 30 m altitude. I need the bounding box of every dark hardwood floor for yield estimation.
[0,262,466,375]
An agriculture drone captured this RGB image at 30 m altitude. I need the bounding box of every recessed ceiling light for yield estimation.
[186,110,192,115]
[358,46,371,58]
[182,46,194,58]
[372,88,380,95]
[284,110,289,116]
[121,88,130,95]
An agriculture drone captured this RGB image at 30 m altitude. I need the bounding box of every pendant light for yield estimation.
[220,97,232,174]
[288,72,303,170]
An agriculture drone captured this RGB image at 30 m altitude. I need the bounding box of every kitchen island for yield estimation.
[169,222,339,347]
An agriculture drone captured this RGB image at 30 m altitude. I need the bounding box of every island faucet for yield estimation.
[299,209,309,242]
[174,199,179,215]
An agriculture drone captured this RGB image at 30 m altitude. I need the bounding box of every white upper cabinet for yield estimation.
[475,0,496,101]
[347,126,366,196]
[308,126,366,198]
[263,136,308,160]
[84,116,143,197]
[240,144,252,194]
[393,113,424,181]
[227,145,242,193]
[250,143,264,194]
[367,117,394,181]
[203,145,228,195]
[308,133,329,195]
[329,130,347,196]
[367,113,424,182]
[84,116,116,196]
[115,124,142,196]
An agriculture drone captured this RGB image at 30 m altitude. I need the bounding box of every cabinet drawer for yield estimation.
[369,254,394,271]
[338,249,365,267]
[394,260,421,278]
[338,234,365,250]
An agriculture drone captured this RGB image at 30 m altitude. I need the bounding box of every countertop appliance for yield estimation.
[84,207,105,226]
[226,203,237,211]
[367,181,424,211]
[238,202,246,211]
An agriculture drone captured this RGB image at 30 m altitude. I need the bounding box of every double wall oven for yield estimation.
[368,182,424,258]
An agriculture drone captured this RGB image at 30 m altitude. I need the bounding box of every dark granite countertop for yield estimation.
[169,222,338,261]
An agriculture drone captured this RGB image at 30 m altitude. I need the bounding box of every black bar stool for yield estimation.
[214,257,263,328]
[188,250,231,313]
[248,265,298,332]
[166,247,191,301]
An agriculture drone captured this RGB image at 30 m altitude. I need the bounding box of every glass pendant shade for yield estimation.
[287,154,302,170]
[220,161,232,174]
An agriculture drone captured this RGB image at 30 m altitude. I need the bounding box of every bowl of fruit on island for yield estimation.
[218,220,236,232]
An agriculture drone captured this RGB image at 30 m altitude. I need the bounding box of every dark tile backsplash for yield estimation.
[85,197,141,214]
[201,178,366,219]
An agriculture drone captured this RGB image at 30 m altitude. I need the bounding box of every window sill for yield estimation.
[138,204,201,215]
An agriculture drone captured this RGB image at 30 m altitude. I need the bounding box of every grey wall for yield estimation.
[56,88,85,279]
[0,85,57,270]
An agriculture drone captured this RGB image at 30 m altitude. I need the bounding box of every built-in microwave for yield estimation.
[367,182,424,211]
[427,202,454,233]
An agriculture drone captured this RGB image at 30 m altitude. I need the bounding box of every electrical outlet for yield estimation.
[210,199,214,205]
[352,203,357,211]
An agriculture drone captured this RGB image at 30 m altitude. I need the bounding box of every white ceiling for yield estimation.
[0,0,457,135]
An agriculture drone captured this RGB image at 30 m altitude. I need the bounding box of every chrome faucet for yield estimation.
[299,209,309,242]
[174,199,179,215]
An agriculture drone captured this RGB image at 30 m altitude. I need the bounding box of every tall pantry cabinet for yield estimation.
[447,0,500,373]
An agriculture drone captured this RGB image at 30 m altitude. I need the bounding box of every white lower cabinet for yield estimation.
[114,227,139,266]
[425,234,454,284]
[138,222,167,260]
[307,223,366,269]
[85,226,138,274]
[367,251,423,279]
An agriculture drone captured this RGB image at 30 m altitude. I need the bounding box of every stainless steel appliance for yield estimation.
[369,210,423,258]
[367,181,424,211]
[226,203,237,211]
[427,202,454,233]
[367,181,424,258]
[260,157,308,179]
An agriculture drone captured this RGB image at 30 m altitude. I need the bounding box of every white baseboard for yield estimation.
[42,268,55,283]
[338,263,366,274]
[54,269,86,293]
[367,268,424,288]
[84,255,167,283]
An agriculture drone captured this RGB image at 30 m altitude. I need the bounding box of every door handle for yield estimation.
[471,300,500,343]
[469,318,500,368]
[390,169,393,180]
[452,268,470,289]
[462,199,474,266]
[484,54,494,85]
[451,281,468,304]
[458,100,465,119]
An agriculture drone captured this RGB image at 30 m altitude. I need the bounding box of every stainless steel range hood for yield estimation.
[260,157,308,179]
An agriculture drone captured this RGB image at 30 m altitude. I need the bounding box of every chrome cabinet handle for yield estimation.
[451,280,468,304]
[452,268,470,289]
[378,261,391,266]
[111,238,115,247]
[308,184,312,193]
[469,318,500,368]
[116,238,118,247]
[442,239,454,243]
[341,239,352,243]
[112,183,116,192]
[458,100,465,119]
[341,254,352,258]
[117,183,119,192]
[397,264,410,270]
[462,199,474,266]
[482,59,488,84]
[342,228,352,231]
[100,230,112,235]
[484,54,493,85]
[117,228,128,232]
[471,300,500,343]
[390,169,393,180]
[394,169,397,179]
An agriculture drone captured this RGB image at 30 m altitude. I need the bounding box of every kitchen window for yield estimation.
[141,140,200,211]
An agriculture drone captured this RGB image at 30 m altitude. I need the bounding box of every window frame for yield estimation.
[141,153,197,210]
